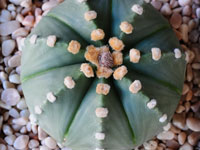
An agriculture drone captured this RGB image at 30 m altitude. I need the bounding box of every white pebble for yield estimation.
[46,92,56,103]
[0,10,11,22]
[8,54,21,67]
[44,137,57,149]
[17,99,27,110]
[29,114,37,124]
[42,0,59,11]
[20,0,32,8]
[5,135,16,145]
[28,139,39,149]
[20,126,27,134]
[2,81,15,89]
[26,122,32,132]
[9,108,20,118]
[2,39,16,56]
[12,27,28,39]
[9,74,20,84]
[7,4,16,11]
[0,71,8,81]
[20,109,30,118]
[147,99,157,109]
[196,8,200,18]
[151,47,161,61]
[22,15,34,27]
[1,88,20,106]
[13,135,29,149]
[38,126,48,140]
[0,21,20,36]
[40,146,51,150]
[3,125,13,135]
[47,35,57,47]
[159,114,167,123]
[163,123,171,131]
[157,131,175,140]
[95,132,105,140]
[12,117,29,126]
[32,124,38,134]
[0,144,6,150]
[34,105,42,114]
[160,3,172,15]
[30,34,38,44]
[174,48,182,59]
[131,4,143,15]
[178,0,191,6]
[7,145,15,150]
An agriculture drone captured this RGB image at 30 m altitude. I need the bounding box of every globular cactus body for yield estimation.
[21,0,186,149]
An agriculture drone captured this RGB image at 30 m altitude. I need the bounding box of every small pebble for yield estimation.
[3,124,13,135]
[42,0,59,11]
[161,3,172,15]
[8,54,21,67]
[186,117,200,131]
[13,135,29,149]
[179,142,193,150]
[157,131,175,140]
[196,8,200,18]
[12,117,28,126]
[180,24,189,43]
[178,0,192,6]
[170,13,182,29]
[182,5,192,16]
[28,139,39,149]
[1,88,20,106]
[0,21,20,36]
[0,10,11,22]
[2,39,16,56]
[38,126,48,140]
[44,137,57,149]
[151,1,162,10]
[5,134,16,145]
[22,15,34,27]
[143,140,158,150]
[9,108,20,118]
[0,144,6,150]
[17,99,27,110]
[12,27,28,39]
[9,74,20,84]
[178,132,187,145]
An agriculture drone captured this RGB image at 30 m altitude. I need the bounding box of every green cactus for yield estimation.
[21,0,186,149]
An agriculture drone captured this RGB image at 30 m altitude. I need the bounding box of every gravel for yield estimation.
[0,0,200,149]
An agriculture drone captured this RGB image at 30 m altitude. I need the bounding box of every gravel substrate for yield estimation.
[0,0,200,149]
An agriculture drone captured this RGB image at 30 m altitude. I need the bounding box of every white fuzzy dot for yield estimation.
[46,35,56,47]
[151,48,161,61]
[95,132,105,140]
[64,76,75,89]
[95,107,109,118]
[131,4,143,15]
[46,92,56,103]
[174,48,182,59]
[159,114,167,123]
[147,99,157,109]
[34,106,42,114]
[29,34,37,44]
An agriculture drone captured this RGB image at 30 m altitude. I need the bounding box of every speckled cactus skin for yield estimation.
[21,0,186,149]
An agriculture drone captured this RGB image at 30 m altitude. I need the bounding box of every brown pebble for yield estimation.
[179,142,193,150]
[178,132,187,145]
[173,114,186,130]
[186,117,200,132]
[166,140,180,149]
[170,13,182,29]
[185,90,193,101]
[188,132,200,146]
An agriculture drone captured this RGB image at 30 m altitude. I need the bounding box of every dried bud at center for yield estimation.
[98,51,114,68]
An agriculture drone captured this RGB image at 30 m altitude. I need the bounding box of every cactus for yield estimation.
[21,0,186,149]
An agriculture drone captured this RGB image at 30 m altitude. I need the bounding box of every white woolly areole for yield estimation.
[84,10,97,21]
[151,47,161,61]
[46,92,56,103]
[129,80,142,94]
[95,107,109,118]
[77,0,87,3]
[174,48,182,59]
[147,99,157,109]
[95,132,105,140]
[30,34,38,44]
[64,76,75,89]
[34,106,42,114]
[96,148,104,150]
[159,114,167,123]
[47,35,57,47]
[131,4,143,15]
